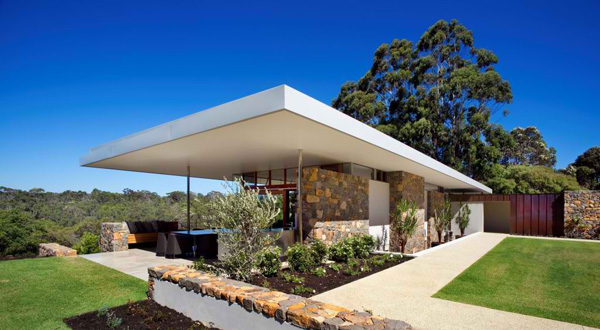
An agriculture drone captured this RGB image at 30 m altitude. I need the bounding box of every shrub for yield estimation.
[343,258,361,276]
[455,203,471,236]
[291,284,315,295]
[106,311,122,328]
[329,263,342,272]
[310,266,327,277]
[73,232,100,255]
[348,234,376,258]
[209,178,280,281]
[256,246,281,277]
[329,239,355,262]
[286,243,316,273]
[369,255,386,268]
[309,239,328,263]
[0,209,43,256]
[281,272,304,284]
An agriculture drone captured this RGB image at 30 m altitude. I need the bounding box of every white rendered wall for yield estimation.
[451,202,484,235]
[153,280,297,330]
[369,180,390,250]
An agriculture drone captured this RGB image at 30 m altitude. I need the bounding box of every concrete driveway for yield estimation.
[313,233,592,330]
[81,248,192,280]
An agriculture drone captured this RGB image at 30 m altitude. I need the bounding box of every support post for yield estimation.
[187,166,191,235]
[297,149,303,243]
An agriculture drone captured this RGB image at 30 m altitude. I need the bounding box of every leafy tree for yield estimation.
[486,165,581,194]
[391,198,419,253]
[0,209,44,256]
[333,19,513,181]
[569,147,600,190]
[501,127,556,167]
[208,179,280,280]
[454,203,471,236]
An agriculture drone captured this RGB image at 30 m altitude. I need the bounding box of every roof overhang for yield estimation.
[80,85,492,194]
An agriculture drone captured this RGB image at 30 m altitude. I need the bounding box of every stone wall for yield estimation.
[100,222,129,252]
[564,190,600,240]
[148,265,411,329]
[39,243,77,257]
[388,171,426,253]
[301,168,369,244]
[427,191,447,244]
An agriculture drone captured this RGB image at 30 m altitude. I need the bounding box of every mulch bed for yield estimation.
[249,254,413,298]
[64,299,219,330]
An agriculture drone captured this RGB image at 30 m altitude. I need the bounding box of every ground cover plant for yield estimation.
[64,299,218,330]
[249,234,412,297]
[0,257,147,329]
[434,237,600,328]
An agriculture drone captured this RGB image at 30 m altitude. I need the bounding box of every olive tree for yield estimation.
[209,178,280,281]
[391,199,419,253]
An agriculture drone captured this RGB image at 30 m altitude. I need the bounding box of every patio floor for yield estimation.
[313,233,592,330]
[81,248,192,280]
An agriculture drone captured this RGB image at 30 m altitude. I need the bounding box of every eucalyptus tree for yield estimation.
[333,19,513,180]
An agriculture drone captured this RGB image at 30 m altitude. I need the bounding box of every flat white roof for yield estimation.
[80,85,492,193]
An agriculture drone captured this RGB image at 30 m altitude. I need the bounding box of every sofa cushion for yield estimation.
[135,221,147,233]
[125,221,138,234]
[143,222,154,233]
[150,220,160,232]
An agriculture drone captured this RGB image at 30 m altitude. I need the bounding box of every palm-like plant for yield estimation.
[455,203,471,236]
[433,198,452,243]
[391,199,419,253]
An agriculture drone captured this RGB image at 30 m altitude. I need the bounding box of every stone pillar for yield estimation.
[564,190,600,239]
[388,171,426,253]
[100,222,129,252]
[301,168,369,245]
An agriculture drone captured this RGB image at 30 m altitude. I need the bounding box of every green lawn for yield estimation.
[0,257,147,330]
[434,237,600,328]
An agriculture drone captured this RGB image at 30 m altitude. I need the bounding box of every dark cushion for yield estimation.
[150,221,160,232]
[126,221,138,234]
[135,221,146,233]
[143,222,154,233]
[157,221,178,232]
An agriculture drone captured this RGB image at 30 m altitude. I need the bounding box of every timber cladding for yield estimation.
[450,193,564,237]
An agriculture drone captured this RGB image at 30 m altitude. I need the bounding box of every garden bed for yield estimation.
[64,299,219,330]
[249,253,413,297]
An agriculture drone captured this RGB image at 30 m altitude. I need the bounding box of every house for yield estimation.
[80,85,491,253]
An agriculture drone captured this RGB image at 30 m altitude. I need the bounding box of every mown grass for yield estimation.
[434,237,600,328]
[0,256,147,330]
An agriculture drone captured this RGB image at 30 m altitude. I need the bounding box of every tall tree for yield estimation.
[501,127,556,167]
[569,147,600,189]
[333,19,513,180]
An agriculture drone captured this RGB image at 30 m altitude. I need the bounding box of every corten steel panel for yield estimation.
[510,195,517,234]
[547,194,555,237]
[517,195,525,235]
[531,195,539,236]
[539,196,547,236]
[523,195,532,235]
[553,194,564,237]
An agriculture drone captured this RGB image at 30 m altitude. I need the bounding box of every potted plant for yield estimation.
[432,198,452,246]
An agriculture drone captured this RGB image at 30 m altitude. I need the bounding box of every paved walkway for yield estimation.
[313,233,592,330]
[81,249,192,280]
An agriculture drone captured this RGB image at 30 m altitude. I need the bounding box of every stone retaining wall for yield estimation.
[302,168,369,245]
[100,222,129,252]
[564,190,600,239]
[427,191,447,244]
[38,243,77,257]
[388,171,426,253]
[148,265,411,330]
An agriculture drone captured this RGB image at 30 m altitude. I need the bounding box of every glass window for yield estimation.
[352,163,374,180]
[286,168,297,184]
[256,171,269,186]
[271,169,285,185]
[242,173,255,185]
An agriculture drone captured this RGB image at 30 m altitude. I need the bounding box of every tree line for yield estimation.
[332,19,598,193]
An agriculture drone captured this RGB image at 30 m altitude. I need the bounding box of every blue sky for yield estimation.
[1,0,598,195]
